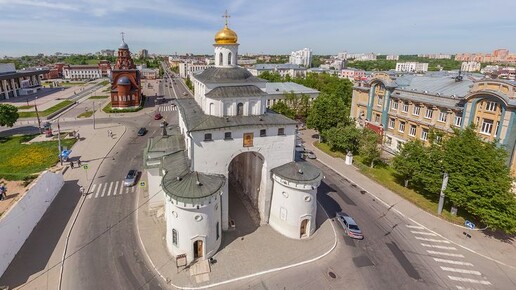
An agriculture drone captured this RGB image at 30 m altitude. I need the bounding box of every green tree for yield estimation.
[392,140,427,187]
[185,75,193,91]
[306,93,347,134]
[441,126,516,233]
[270,101,295,119]
[0,104,19,127]
[259,71,283,82]
[322,124,361,154]
[358,128,381,168]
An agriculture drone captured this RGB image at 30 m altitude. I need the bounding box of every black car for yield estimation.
[137,127,147,136]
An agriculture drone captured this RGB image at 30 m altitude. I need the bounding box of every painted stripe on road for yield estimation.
[125,187,129,194]
[447,276,491,285]
[415,237,451,243]
[95,183,102,198]
[433,258,473,266]
[107,181,113,196]
[455,286,474,290]
[113,181,119,196]
[406,225,424,229]
[411,231,437,236]
[101,183,108,197]
[421,243,457,250]
[132,186,135,193]
[440,266,481,275]
[119,184,125,195]
[427,250,464,258]
[87,184,96,199]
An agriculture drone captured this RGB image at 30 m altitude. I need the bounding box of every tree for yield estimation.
[306,93,347,134]
[358,128,381,168]
[322,125,361,154]
[392,140,427,187]
[270,101,295,119]
[440,126,516,233]
[258,71,283,82]
[0,104,19,127]
[185,75,193,91]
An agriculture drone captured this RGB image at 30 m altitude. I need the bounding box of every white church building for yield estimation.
[144,18,323,265]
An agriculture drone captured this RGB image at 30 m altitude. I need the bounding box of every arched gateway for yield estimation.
[143,14,323,266]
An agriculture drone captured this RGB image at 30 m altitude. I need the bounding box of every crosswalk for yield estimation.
[406,224,492,289]
[86,181,136,199]
[158,104,177,112]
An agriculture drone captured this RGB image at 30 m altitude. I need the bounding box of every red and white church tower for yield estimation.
[110,33,141,109]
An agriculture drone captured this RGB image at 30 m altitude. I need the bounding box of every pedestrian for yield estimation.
[70,161,74,169]
[76,133,80,140]
[80,186,85,196]
[77,159,82,167]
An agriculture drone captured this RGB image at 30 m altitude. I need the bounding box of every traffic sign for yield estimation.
[465,220,475,229]
[83,164,89,170]
[139,181,146,188]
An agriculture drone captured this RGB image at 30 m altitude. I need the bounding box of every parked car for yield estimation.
[183,92,188,96]
[154,113,162,120]
[124,170,138,187]
[307,151,316,159]
[137,127,147,136]
[336,212,364,239]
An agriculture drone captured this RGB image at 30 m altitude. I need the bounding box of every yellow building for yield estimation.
[350,72,516,174]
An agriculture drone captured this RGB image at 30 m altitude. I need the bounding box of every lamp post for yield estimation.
[34,96,42,134]
[92,101,96,130]
[57,119,63,165]
[437,172,449,215]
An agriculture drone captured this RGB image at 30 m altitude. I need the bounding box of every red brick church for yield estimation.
[110,34,141,109]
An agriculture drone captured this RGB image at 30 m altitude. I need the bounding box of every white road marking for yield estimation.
[427,250,464,258]
[415,237,451,244]
[101,183,108,197]
[440,266,481,275]
[411,231,437,236]
[87,184,96,199]
[447,276,491,285]
[113,181,119,196]
[131,186,135,193]
[433,258,473,266]
[406,225,424,229]
[95,183,102,198]
[455,286,474,290]
[125,187,129,194]
[421,243,457,250]
[107,181,113,196]
[119,183,125,195]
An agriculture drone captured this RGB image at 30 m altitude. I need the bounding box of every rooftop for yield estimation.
[195,67,265,84]
[205,85,267,99]
[253,63,306,70]
[271,161,323,185]
[265,82,319,95]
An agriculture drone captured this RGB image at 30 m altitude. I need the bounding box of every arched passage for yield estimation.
[227,151,264,228]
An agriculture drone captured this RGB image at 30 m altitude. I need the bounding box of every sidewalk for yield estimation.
[300,129,516,269]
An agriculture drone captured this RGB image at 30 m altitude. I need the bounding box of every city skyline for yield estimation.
[1,0,515,57]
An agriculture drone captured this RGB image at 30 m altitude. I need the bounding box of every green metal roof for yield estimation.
[194,67,265,84]
[271,161,323,185]
[205,85,268,99]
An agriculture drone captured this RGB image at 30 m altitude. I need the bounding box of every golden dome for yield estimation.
[214,24,238,44]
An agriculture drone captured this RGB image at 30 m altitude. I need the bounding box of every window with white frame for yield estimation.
[481,119,493,134]
[391,101,398,110]
[377,96,383,107]
[398,121,405,133]
[486,101,497,112]
[397,141,404,150]
[388,118,395,129]
[413,106,420,116]
[374,114,380,123]
[402,102,409,112]
[385,136,392,145]
[435,135,442,144]
[438,111,447,122]
[421,129,429,141]
[495,121,500,135]
[425,108,433,119]
[454,115,462,127]
[409,124,417,136]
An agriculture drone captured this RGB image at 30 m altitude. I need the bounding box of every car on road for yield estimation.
[336,212,364,239]
[137,127,147,136]
[183,92,188,96]
[154,113,162,120]
[306,151,316,159]
[124,170,138,187]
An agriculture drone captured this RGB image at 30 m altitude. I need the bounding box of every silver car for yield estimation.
[336,212,364,239]
[124,170,137,187]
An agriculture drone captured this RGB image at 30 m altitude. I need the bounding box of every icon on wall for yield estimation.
[243,133,254,147]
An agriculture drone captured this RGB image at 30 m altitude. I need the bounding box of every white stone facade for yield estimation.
[63,65,102,80]
[395,62,429,73]
[289,48,312,67]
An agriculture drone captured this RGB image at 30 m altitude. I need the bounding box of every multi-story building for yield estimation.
[249,64,307,79]
[395,62,429,73]
[179,62,212,79]
[0,63,47,99]
[63,65,103,80]
[350,72,516,175]
[345,53,377,61]
[289,48,312,67]
[386,55,399,60]
[461,61,481,72]
[417,53,452,59]
[100,49,115,57]
[455,49,516,64]
[265,82,319,108]
[139,49,149,59]
[340,68,366,81]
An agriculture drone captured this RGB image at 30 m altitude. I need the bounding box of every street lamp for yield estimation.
[92,101,96,130]
[34,96,42,134]
[437,172,449,215]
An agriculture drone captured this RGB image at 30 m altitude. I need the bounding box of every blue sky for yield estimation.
[1,0,515,57]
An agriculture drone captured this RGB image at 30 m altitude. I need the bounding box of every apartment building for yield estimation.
[395,62,429,73]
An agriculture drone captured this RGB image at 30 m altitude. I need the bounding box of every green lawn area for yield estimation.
[98,80,110,86]
[17,105,34,110]
[315,141,467,225]
[18,100,74,118]
[89,95,109,99]
[77,111,94,118]
[0,135,77,180]
[86,59,100,65]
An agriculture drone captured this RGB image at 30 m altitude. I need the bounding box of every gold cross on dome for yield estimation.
[222,10,230,25]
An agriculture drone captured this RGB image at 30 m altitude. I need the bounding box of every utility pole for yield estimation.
[437,172,449,215]
[57,119,63,165]
[92,101,96,130]
[34,97,42,134]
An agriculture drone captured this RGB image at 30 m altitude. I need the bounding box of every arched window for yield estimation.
[228,52,232,65]
[172,229,178,245]
[237,102,244,116]
[209,103,214,115]
[219,53,223,66]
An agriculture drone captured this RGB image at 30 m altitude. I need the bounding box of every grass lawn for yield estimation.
[77,111,94,118]
[86,59,100,65]
[98,80,110,86]
[17,105,34,110]
[314,141,347,158]
[18,100,74,118]
[89,95,109,99]
[0,135,77,180]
